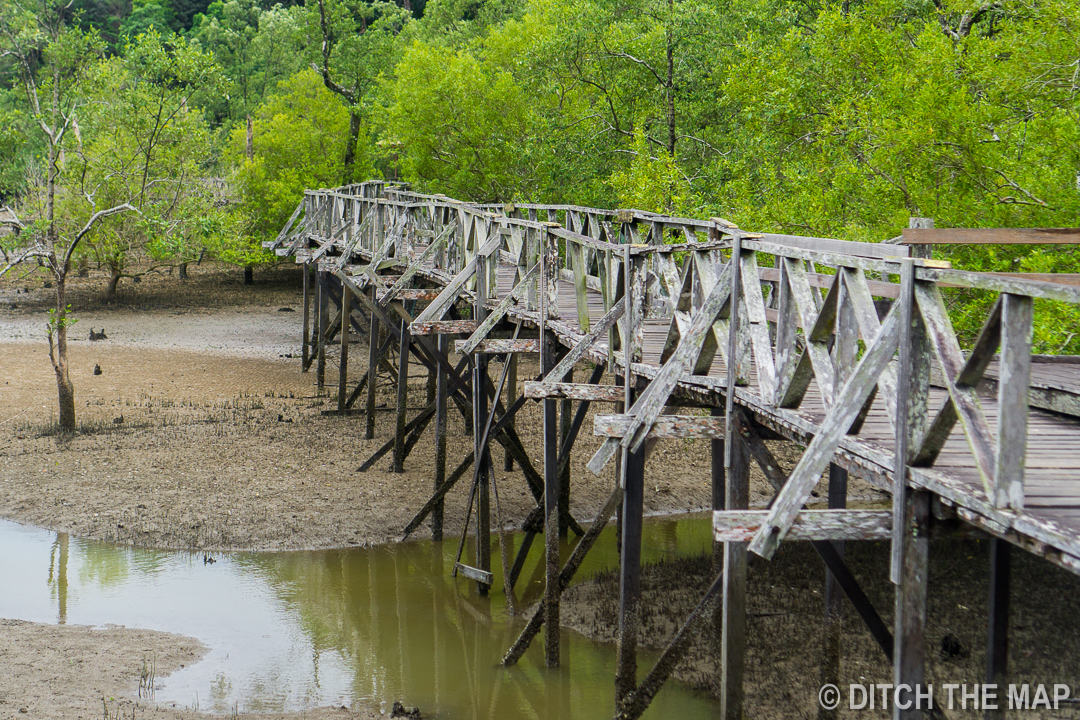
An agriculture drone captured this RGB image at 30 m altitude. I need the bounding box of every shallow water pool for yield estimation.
[0,515,720,718]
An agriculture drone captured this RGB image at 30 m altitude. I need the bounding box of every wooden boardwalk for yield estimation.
[269,182,1080,720]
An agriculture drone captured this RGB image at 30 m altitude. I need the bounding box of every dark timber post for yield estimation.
[316,271,328,389]
[504,353,517,472]
[559,365,573,537]
[721,234,748,720]
[365,286,379,440]
[985,538,1011,720]
[893,258,932,719]
[474,225,492,596]
[540,225,561,666]
[338,284,351,412]
[820,463,848,720]
[821,273,857,719]
[616,440,645,711]
[432,333,448,541]
[302,265,311,371]
[711,404,725,651]
[393,318,410,472]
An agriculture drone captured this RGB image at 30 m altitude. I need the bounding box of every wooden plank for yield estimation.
[544,298,625,383]
[756,232,911,259]
[995,294,1033,510]
[915,282,996,492]
[393,289,442,301]
[738,251,777,400]
[454,562,493,585]
[458,262,539,354]
[587,262,733,472]
[903,227,1080,245]
[595,414,726,439]
[455,339,539,354]
[377,224,452,304]
[523,382,626,402]
[409,320,479,335]
[713,509,892,541]
[747,305,902,559]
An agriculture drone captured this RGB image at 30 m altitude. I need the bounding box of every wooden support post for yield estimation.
[710,404,725,665]
[542,340,560,666]
[819,463,847,720]
[615,441,645,711]
[433,333,448,541]
[316,271,328,388]
[302,265,311,371]
[721,434,749,720]
[504,353,517,472]
[559,365,573,537]
[995,294,1032,509]
[393,319,410,473]
[721,233,748,720]
[365,287,379,440]
[475,354,491,595]
[338,284,351,412]
[985,538,1011,720]
[893,489,931,719]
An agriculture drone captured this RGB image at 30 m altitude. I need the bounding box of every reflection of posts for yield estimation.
[49,533,69,625]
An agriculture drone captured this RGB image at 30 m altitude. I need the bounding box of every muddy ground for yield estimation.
[561,539,1080,719]
[0,262,884,552]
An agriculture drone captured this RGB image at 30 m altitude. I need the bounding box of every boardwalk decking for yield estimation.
[270,181,1080,720]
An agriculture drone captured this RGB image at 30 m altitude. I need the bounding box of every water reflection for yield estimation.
[1,517,718,718]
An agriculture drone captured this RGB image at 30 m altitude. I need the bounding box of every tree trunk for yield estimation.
[53,274,76,432]
[178,262,188,280]
[342,110,361,186]
[244,265,254,285]
[106,267,121,300]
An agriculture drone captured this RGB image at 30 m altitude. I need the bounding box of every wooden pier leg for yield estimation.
[316,272,328,389]
[985,538,1011,720]
[559,365,573,537]
[301,265,311,371]
[543,367,561,666]
[393,319,410,472]
[721,433,749,720]
[365,287,379,440]
[819,462,848,720]
[615,443,645,710]
[474,354,492,595]
[504,353,517,472]
[711,405,726,656]
[893,489,931,720]
[337,285,351,412]
[432,333,448,541]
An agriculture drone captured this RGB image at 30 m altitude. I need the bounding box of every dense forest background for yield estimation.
[2,0,1079,345]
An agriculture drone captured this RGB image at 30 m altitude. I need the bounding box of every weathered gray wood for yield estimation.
[780,258,838,407]
[316,272,329,388]
[616,443,646,711]
[595,414,726,439]
[916,265,1080,304]
[893,490,931,719]
[410,234,501,325]
[544,297,625,383]
[377,224,452,305]
[915,281,996,492]
[455,339,540,354]
[995,294,1033,510]
[409,319,480,335]
[903,227,1080,245]
[301,266,312,371]
[748,304,901,559]
[458,262,539,354]
[587,263,733,474]
[713,509,891,541]
[393,320,410,473]
[523,382,626,402]
[338,285,351,412]
[738,250,777,400]
[720,432,749,720]
[758,231,912,259]
[454,562,493,585]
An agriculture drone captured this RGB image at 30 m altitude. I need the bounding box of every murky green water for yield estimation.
[0,515,720,718]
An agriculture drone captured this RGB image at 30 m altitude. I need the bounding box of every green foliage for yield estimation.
[230,68,365,242]
[380,41,529,201]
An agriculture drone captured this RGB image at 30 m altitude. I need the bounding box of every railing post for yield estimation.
[892,259,932,719]
[995,293,1033,510]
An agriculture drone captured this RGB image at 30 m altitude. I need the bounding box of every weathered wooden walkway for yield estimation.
[267,181,1080,720]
